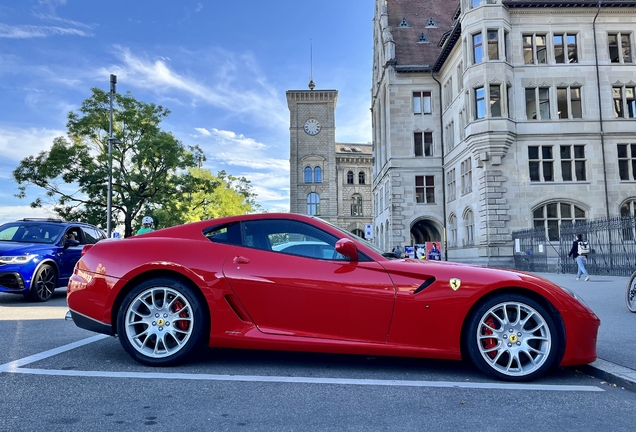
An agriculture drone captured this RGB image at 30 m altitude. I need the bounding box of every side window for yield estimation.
[243,219,347,260]
[203,223,242,245]
[65,227,84,244]
[82,227,103,244]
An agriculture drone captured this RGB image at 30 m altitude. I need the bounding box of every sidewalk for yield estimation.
[534,272,636,390]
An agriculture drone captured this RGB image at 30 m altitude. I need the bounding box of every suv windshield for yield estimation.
[0,223,65,244]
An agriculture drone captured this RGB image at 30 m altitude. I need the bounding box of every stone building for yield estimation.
[372,0,636,266]
[287,87,373,237]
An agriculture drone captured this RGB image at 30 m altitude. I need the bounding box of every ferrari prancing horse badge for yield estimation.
[450,278,461,291]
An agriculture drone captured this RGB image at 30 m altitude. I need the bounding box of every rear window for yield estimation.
[203,223,241,245]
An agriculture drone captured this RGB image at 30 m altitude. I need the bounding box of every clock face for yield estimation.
[304,118,321,135]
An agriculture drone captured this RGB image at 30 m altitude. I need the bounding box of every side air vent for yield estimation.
[413,277,436,295]
[224,294,254,323]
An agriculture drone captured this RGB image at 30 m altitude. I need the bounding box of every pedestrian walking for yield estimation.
[394,245,403,258]
[568,233,590,281]
[136,216,155,235]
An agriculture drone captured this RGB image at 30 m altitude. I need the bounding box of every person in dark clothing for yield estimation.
[568,233,590,281]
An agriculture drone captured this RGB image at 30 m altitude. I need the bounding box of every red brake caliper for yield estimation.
[173,300,189,331]
[483,317,497,359]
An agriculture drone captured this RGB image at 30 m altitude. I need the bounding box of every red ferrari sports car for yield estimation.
[67,213,599,381]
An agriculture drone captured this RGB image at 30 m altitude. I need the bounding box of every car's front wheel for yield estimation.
[466,293,560,382]
[117,277,206,366]
[26,264,57,302]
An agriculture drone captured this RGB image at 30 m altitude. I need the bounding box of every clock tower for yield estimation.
[286,85,339,224]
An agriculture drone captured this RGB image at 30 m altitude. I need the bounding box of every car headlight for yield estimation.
[0,254,38,264]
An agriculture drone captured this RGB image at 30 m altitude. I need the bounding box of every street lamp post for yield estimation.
[107,74,117,238]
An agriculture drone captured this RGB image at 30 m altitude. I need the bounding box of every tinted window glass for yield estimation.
[203,223,241,245]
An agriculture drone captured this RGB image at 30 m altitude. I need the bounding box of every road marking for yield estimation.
[5,367,603,391]
[0,334,108,372]
[0,334,604,392]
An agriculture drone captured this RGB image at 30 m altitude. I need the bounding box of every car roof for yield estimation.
[9,219,101,229]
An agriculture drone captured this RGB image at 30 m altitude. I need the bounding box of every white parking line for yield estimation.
[0,335,604,392]
[0,334,108,372]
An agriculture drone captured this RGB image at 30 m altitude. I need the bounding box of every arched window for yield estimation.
[307,193,320,215]
[358,171,366,184]
[304,166,312,183]
[533,202,586,241]
[313,166,322,183]
[449,214,457,248]
[347,171,354,184]
[352,228,365,239]
[351,194,363,216]
[464,209,474,246]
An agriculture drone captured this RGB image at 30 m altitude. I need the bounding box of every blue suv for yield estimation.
[0,218,106,302]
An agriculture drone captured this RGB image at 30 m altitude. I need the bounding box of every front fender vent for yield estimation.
[413,277,436,295]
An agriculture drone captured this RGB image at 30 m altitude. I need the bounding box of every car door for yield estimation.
[222,219,396,344]
[57,227,85,279]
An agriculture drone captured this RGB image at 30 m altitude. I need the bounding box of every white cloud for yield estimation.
[195,3,203,13]
[103,47,288,131]
[194,127,211,136]
[0,23,92,38]
[0,126,64,161]
[0,205,56,225]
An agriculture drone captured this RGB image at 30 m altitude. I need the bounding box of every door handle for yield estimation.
[233,256,250,264]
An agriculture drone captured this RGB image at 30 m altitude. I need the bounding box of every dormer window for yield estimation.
[417,32,430,44]
[398,18,410,28]
[426,17,438,28]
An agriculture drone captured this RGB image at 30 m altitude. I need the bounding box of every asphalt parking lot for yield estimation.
[2,285,636,431]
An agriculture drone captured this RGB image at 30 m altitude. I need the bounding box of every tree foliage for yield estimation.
[12,88,257,237]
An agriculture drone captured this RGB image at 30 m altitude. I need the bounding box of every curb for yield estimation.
[580,359,636,392]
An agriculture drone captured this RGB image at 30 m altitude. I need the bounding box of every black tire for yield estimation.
[26,264,57,302]
[466,293,560,382]
[117,277,206,366]
[626,271,636,313]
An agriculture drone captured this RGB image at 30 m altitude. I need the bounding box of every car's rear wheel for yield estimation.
[466,293,559,382]
[26,264,57,302]
[117,277,206,366]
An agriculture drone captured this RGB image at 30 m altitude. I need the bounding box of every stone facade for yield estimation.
[287,89,374,237]
[372,0,636,266]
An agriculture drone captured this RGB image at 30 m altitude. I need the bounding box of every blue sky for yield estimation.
[0,0,373,224]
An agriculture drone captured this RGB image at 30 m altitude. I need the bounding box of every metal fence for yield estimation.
[512,216,636,276]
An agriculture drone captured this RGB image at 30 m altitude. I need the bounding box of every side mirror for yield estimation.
[64,239,80,249]
[335,238,358,261]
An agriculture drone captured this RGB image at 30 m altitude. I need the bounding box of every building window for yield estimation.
[560,145,586,181]
[447,168,456,202]
[609,33,632,63]
[449,214,458,248]
[557,87,583,119]
[347,170,354,184]
[487,30,499,60]
[358,171,365,184]
[523,33,547,65]
[445,121,455,152]
[554,33,578,64]
[533,202,586,241]
[464,209,475,246]
[504,30,510,62]
[313,166,322,183]
[490,84,501,117]
[475,87,485,119]
[473,33,483,63]
[413,91,431,114]
[457,63,463,91]
[529,145,554,182]
[304,166,312,183]
[351,194,363,216]
[461,158,472,194]
[415,175,435,204]
[525,87,551,120]
[307,193,320,215]
[613,86,636,118]
[414,132,433,156]
[618,144,636,181]
[471,0,480,8]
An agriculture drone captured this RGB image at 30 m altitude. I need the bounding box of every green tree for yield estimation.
[151,168,260,227]
[13,88,218,237]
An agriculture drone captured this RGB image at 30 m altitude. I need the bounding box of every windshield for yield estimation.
[0,223,65,244]
[314,217,392,258]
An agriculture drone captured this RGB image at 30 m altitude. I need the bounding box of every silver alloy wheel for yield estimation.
[124,286,194,358]
[476,301,552,377]
[34,265,56,300]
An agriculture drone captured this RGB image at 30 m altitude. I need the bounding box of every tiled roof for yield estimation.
[388,0,461,69]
